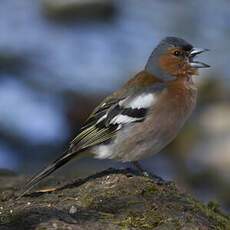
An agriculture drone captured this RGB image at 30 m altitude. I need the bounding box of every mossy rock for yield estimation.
[0,168,229,229]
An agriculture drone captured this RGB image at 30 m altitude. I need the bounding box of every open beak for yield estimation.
[189,48,210,68]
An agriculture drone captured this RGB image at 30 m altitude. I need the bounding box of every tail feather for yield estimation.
[17,149,80,199]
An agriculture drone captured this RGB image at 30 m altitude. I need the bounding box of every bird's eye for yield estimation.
[173,50,181,56]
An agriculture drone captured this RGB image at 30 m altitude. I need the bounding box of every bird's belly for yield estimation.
[94,114,187,162]
[115,107,194,161]
[113,123,182,161]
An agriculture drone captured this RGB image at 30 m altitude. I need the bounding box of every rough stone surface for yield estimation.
[0,169,229,229]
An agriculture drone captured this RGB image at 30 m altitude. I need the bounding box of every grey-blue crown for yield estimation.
[161,36,193,51]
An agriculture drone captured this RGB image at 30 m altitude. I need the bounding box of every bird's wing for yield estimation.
[69,83,165,152]
[18,83,165,198]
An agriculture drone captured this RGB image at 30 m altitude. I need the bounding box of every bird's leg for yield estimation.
[132,161,164,183]
[132,161,149,177]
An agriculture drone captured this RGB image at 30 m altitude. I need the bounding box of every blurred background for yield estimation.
[0,0,229,212]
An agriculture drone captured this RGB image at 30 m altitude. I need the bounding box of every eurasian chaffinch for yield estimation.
[19,36,209,197]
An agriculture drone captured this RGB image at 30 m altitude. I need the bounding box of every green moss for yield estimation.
[142,183,158,195]
[80,193,95,207]
[118,209,184,230]
[119,211,163,229]
[119,215,155,229]
[207,201,221,213]
[185,196,230,229]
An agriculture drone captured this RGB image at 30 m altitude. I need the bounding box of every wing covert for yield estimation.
[70,83,165,152]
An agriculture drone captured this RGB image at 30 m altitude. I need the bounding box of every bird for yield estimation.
[19,36,209,197]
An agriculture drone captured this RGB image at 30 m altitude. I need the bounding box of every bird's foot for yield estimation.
[132,161,164,184]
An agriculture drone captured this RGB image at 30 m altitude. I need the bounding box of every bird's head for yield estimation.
[145,36,210,81]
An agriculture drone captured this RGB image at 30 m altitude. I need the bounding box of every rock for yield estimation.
[42,0,116,21]
[0,168,229,229]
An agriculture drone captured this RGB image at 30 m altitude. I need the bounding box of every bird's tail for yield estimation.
[17,149,81,199]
